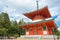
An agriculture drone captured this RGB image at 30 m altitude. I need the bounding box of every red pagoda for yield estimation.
[20,6,56,35]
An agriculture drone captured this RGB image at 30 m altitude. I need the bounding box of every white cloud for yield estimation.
[0,1,3,6]
[39,0,47,9]
[0,0,60,23]
[2,6,23,22]
[45,0,60,7]
[49,7,59,16]
[6,0,33,6]
[55,15,60,22]
[0,0,47,22]
[57,27,60,31]
[0,1,4,12]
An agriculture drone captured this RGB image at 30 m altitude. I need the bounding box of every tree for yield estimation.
[19,19,26,26]
[0,12,11,36]
[1,12,11,28]
[18,19,26,36]
[52,27,60,36]
[0,12,27,37]
[0,28,8,36]
[8,20,19,37]
[0,14,4,28]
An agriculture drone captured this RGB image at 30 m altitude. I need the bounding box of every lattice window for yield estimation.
[34,30,37,35]
[43,27,46,30]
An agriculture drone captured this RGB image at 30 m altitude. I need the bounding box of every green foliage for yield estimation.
[19,19,26,26]
[52,28,60,36]
[1,12,11,28]
[19,28,26,35]
[18,19,26,36]
[0,12,11,36]
[0,28,8,36]
[8,20,19,37]
[0,12,26,37]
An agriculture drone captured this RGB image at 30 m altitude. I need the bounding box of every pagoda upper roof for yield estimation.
[24,6,51,20]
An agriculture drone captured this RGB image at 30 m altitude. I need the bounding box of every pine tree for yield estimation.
[18,19,26,36]
[1,12,11,28]
[0,12,10,36]
[19,19,26,26]
[8,20,19,37]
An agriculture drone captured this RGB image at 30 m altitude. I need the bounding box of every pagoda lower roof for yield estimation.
[20,20,56,28]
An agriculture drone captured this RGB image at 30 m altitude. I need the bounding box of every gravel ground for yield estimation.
[0,37,60,40]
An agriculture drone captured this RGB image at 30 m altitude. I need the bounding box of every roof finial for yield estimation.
[36,0,39,14]
[36,0,39,10]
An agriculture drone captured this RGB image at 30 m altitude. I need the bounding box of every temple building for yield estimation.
[20,6,56,35]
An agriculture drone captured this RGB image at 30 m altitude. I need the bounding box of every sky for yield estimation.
[0,0,60,30]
